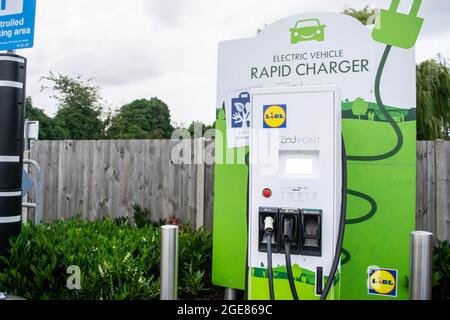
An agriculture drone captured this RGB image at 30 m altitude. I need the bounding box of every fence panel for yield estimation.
[30,140,200,227]
[416,141,450,242]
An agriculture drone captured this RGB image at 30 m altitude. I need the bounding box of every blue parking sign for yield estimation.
[22,169,33,198]
[0,0,37,51]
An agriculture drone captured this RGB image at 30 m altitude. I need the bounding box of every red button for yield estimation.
[262,188,272,198]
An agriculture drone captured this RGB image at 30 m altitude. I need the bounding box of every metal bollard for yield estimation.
[160,225,178,300]
[224,288,237,300]
[0,293,26,300]
[410,231,433,300]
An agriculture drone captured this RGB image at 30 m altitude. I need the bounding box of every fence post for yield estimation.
[435,141,450,241]
[160,225,179,300]
[195,138,205,230]
[410,231,433,300]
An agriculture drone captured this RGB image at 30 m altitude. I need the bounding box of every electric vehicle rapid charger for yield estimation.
[247,85,345,300]
[214,4,421,300]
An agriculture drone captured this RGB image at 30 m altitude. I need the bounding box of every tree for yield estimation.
[25,97,51,140]
[188,121,214,138]
[41,72,105,140]
[417,59,450,140]
[343,5,378,25]
[107,98,174,139]
[25,97,70,140]
[352,97,369,120]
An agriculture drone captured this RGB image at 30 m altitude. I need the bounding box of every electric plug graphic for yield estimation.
[372,0,424,49]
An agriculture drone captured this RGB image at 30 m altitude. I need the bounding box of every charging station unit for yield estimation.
[212,3,424,300]
[248,86,342,300]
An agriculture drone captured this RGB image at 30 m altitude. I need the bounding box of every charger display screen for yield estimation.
[285,158,314,175]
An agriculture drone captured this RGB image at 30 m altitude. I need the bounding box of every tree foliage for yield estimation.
[107,98,174,139]
[25,97,64,140]
[417,59,450,140]
[41,72,105,140]
[26,74,176,141]
[342,5,378,25]
[188,121,214,138]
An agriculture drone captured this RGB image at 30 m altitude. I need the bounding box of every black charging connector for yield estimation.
[258,207,278,300]
[300,209,322,257]
[279,208,300,301]
[283,217,295,241]
[279,208,300,254]
[258,207,279,253]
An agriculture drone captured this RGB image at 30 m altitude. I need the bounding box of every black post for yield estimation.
[0,53,27,261]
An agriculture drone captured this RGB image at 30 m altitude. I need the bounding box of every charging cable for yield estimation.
[283,218,299,301]
[264,216,275,300]
[320,136,347,300]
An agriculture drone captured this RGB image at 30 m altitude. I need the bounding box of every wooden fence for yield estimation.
[417,141,450,242]
[29,140,449,241]
[29,140,214,230]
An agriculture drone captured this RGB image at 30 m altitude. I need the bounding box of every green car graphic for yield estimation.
[290,19,326,44]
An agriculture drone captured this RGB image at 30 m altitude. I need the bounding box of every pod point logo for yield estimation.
[368,267,398,297]
[263,105,287,128]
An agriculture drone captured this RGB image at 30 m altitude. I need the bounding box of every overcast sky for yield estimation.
[21,0,450,126]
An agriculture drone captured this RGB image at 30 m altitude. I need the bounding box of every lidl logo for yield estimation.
[368,268,398,297]
[263,105,287,129]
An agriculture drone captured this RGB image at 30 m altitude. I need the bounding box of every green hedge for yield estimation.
[433,241,450,300]
[0,217,221,300]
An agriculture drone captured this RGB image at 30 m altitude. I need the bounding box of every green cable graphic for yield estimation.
[347,45,403,162]
[342,45,397,265]
[346,190,378,225]
[341,248,351,265]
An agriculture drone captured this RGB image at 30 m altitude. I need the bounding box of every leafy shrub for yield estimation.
[433,241,450,300]
[131,204,151,228]
[0,217,220,300]
[131,204,167,229]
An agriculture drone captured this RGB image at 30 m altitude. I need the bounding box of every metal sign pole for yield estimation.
[0,53,27,261]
